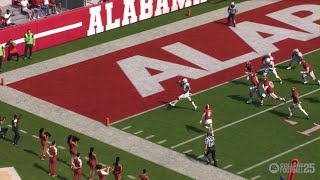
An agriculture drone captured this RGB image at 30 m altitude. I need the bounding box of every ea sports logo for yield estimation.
[269,163,279,173]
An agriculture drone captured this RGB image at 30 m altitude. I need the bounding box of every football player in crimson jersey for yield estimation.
[287,49,303,70]
[260,76,286,105]
[200,104,213,135]
[169,78,197,110]
[287,87,309,119]
[245,72,261,104]
[300,60,320,85]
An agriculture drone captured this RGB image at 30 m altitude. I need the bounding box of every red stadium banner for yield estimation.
[0,0,207,60]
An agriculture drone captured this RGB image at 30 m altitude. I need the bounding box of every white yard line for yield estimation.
[145,135,155,139]
[171,87,320,149]
[223,164,233,169]
[182,149,193,154]
[237,136,320,175]
[32,135,39,139]
[121,126,132,130]
[133,130,143,135]
[251,175,261,180]
[7,125,12,127]
[57,146,65,150]
[197,154,204,159]
[127,175,136,179]
[158,140,167,144]
[19,130,27,133]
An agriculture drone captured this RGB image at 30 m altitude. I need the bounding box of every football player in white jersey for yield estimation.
[169,78,197,110]
[286,49,303,70]
[261,56,283,84]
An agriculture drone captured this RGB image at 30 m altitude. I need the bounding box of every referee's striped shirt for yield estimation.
[205,136,215,148]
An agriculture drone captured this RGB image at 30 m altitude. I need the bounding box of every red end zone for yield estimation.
[9,1,320,123]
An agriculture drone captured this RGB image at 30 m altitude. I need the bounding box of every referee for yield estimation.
[204,132,217,167]
[227,2,238,27]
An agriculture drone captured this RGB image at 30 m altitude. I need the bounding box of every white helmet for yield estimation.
[268,53,271,57]
[182,78,188,83]
[265,58,271,64]
[293,49,299,53]
[231,2,234,5]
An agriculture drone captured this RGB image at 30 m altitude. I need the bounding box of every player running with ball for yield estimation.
[200,104,213,135]
[287,87,309,120]
[169,78,197,110]
[245,61,261,104]
[260,76,286,106]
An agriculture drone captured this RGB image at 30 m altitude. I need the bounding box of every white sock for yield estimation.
[191,101,196,107]
[171,100,178,106]
[288,107,292,116]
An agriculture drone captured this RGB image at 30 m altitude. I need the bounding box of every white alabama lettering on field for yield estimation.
[117,4,320,98]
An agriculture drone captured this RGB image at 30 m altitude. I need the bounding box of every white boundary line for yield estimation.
[182,149,193,154]
[133,130,143,135]
[57,145,65,150]
[145,135,155,139]
[158,140,167,144]
[223,164,233,169]
[32,135,39,139]
[19,130,27,133]
[127,175,136,179]
[121,126,132,130]
[197,154,204,159]
[171,87,320,149]
[112,48,320,125]
[251,175,261,180]
[237,136,320,174]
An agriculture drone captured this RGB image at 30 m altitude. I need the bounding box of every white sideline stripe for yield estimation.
[223,164,233,169]
[32,135,39,139]
[127,175,136,179]
[1,22,83,46]
[251,175,261,180]
[171,87,320,149]
[133,130,143,135]
[7,125,12,127]
[237,136,320,175]
[182,149,192,154]
[158,140,167,144]
[145,135,155,139]
[57,145,65,150]
[121,126,131,130]
[20,130,27,133]
[197,154,204,159]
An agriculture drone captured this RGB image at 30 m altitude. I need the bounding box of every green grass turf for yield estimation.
[1,0,246,73]
[113,50,320,179]
[0,101,192,180]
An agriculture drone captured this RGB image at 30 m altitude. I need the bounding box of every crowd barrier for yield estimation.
[1,0,206,59]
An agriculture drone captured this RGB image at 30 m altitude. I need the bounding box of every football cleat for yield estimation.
[303,81,308,84]
[260,101,264,106]
[318,80,320,85]
[246,99,253,104]
[281,98,286,103]
[200,120,202,124]
[287,116,292,119]
[194,106,198,110]
[169,103,175,107]
[286,67,292,70]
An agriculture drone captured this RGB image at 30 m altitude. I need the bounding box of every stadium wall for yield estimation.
[0,0,207,58]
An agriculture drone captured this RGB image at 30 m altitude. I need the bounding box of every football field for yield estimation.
[1,0,320,179]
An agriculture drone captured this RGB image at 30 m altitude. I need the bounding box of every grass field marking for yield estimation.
[7,125,12,128]
[171,87,320,149]
[127,175,136,179]
[57,145,65,150]
[157,140,167,144]
[32,135,39,139]
[182,149,193,154]
[133,130,143,135]
[19,130,27,133]
[197,154,204,159]
[112,47,320,126]
[100,163,106,166]
[47,140,52,144]
[84,157,89,160]
[237,136,320,175]
[145,135,155,139]
[121,126,132,130]
[251,175,261,180]
[223,164,233,169]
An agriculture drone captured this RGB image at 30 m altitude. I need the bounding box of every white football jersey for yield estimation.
[182,82,191,94]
